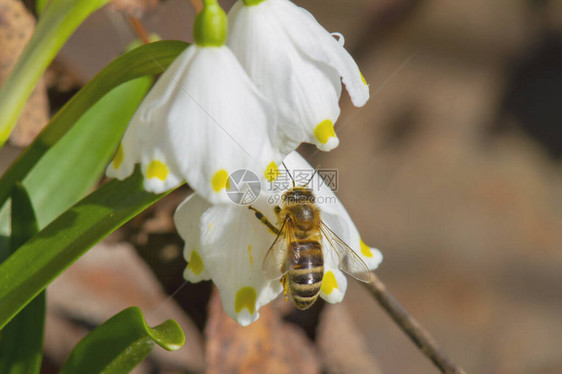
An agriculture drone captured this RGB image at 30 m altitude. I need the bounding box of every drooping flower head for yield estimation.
[228,0,370,154]
[107,0,380,327]
[107,0,282,204]
[174,151,382,326]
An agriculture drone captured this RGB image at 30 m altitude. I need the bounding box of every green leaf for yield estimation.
[23,76,152,228]
[0,184,45,374]
[0,0,111,148]
[0,295,45,374]
[0,73,152,258]
[0,169,171,330]
[60,307,184,374]
[36,0,49,16]
[9,184,39,251]
[0,40,189,212]
[35,0,48,16]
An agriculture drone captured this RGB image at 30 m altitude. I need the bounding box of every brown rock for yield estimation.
[206,289,320,374]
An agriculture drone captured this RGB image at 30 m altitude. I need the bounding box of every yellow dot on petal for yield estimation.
[248,245,253,266]
[146,160,168,181]
[212,169,229,192]
[187,250,204,275]
[235,287,257,315]
[314,120,336,144]
[112,143,124,169]
[360,71,367,86]
[321,271,338,295]
[360,239,374,258]
[265,161,280,182]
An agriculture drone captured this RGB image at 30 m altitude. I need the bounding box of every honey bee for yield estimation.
[249,170,373,310]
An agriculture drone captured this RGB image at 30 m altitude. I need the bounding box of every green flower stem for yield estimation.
[194,0,227,46]
[0,0,110,149]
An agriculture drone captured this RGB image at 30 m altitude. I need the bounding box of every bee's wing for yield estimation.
[262,218,292,280]
[320,222,373,283]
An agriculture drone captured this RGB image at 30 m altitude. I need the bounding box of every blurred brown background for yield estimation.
[1,0,562,373]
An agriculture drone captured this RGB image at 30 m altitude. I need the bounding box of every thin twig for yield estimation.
[364,273,468,374]
[128,17,150,45]
[189,0,203,12]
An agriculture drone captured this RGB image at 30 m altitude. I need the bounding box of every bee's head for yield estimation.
[282,187,315,205]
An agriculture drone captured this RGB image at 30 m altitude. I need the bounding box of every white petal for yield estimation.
[170,47,282,204]
[331,32,345,47]
[272,0,370,107]
[106,46,198,190]
[285,55,341,152]
[362,244,384,271]
[174,193,213,282]
[108,45,282,204]
[228,1,341,154]
[323,212,383,271]
[197,197,283,326]
[319,263,347,304]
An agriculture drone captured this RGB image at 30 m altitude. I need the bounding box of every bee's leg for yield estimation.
[248,206,280,235]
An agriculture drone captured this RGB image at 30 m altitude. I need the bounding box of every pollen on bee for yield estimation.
[281,274,288,297]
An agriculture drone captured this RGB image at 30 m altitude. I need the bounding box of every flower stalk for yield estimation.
[129,17,150,45]
[363,273,468,374]
[189,0,203,12]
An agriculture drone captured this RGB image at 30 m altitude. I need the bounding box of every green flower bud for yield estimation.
[242,0,267,5]
[194,0,228,46]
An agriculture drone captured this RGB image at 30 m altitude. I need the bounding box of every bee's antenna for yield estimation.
[282,162,295,188]
[305,165,321,188]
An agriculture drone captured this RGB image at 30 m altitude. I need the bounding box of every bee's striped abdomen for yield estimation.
[287,240,324,310]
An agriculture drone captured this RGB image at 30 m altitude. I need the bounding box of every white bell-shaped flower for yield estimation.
[227,0,370,154]
[174,151,382,326]
[106,1,282,204]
